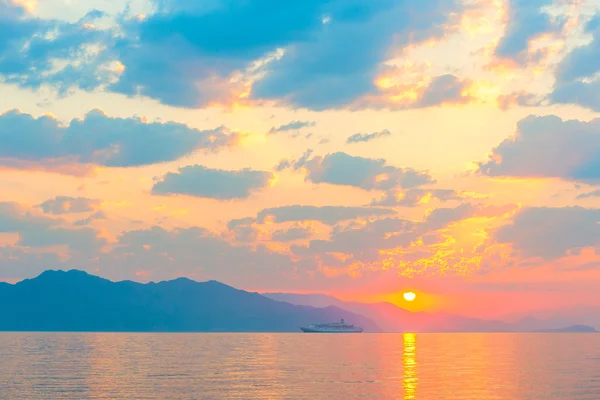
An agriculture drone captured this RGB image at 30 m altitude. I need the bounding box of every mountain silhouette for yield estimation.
[0,270,380,332]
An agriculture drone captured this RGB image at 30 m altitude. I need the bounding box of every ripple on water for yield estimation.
[0,333,599,399]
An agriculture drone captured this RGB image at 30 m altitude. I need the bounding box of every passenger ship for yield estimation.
[300,319,363,333]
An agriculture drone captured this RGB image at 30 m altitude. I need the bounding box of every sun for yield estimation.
[403,292,417,302]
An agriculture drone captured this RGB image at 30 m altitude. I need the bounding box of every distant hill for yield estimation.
[534,325,597,333]
[502,305,600,331]
[0,270,380,332]
[264,293,599,333]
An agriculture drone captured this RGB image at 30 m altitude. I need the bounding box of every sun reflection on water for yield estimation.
[403,333,418,399]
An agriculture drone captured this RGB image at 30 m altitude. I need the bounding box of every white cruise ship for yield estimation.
[300,319,363,333]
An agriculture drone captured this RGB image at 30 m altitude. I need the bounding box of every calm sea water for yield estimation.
[1,333,599,399]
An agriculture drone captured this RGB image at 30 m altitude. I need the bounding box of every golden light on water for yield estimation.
[403,333,418,399]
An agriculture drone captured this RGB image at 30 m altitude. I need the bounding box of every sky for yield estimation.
[2,0,600,318]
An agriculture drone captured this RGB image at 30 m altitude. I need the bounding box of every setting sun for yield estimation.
[403,292,417,302]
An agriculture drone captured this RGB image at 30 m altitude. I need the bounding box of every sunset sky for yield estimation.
[2,0,600,318]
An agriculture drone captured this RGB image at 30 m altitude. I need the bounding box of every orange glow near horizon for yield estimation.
[384,291,442,313]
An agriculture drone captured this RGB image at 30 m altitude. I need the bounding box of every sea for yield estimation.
[1,332,599,399]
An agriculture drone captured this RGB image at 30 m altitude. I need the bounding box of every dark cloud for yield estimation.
[495,207,600,260]
[39,196,101,214]
[346,129,391,144]
[0,109,239,174]
[269,121,316,134]
[256,205,395,225]
[493,0,565,66]
[477,115,600,183]
[152,165,274,200]
[280,150,435,190]
[552,16,600,111]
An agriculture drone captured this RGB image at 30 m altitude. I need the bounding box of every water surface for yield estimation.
[1,333,599,399]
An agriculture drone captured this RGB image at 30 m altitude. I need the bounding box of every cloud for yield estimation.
[371,188,464,207]
[496,91,545,110]
[249,1,464,109]
[0,222,310,285]
[226,219,259,243]
[2,0,463,110]
[0,2,109,93]
[0,201,520,283]
[18,226,103,253]
[290,202,506,268]
[495,207,600,260]
[552,16,600,111]
[491,0,565,67]
[39,196,101,214]
[106,0,338,107]
[269,121,316,134]
[227,217,257,230]
[98,225,307,284]
[152,165,274,200]
[280,150,435,190]
[0,202,105,252]
[225,202,503,271]
[477,115,600,183]
[271,224,314,242]
[295,217,417,260]
[346,129,391,144]
[0,246,64,282]
[73,211,107,226]
[0,109,239,174]
[416,74,474,107]
[577,189,600,199]
[355,73,480,110]
[423,203,478,231]
[256,205,396,225]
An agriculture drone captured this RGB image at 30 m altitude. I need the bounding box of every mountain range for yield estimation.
[0,270,379,332]
[0,270,596,333]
